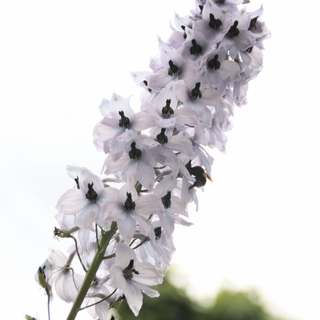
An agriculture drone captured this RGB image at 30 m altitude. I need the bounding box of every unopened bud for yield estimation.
[36,265,52,297]
[35,259,53,297]
[54,227,71,238]
[37,266,47,288]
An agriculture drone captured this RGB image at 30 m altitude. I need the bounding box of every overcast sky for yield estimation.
[1,1,319,320]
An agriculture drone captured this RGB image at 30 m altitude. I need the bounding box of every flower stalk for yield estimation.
[66,222,118,320]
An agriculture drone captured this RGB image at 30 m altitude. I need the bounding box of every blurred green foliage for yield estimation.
[116,271,288,320]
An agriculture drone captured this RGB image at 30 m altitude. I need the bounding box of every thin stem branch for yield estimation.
[70,235,88,273]
[102,253,115,260]
[95,224,100,250]
[78,289,117,311]
[132,237,149,250]
[68,267,79,291]
[46,288,51,320]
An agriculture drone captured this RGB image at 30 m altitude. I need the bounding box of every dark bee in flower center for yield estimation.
[186,160,213,189]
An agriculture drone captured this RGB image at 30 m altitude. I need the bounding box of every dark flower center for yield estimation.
[123,259,139,280]
[209,14,222,30]
[208,55,221,70]
[154,227,162,241]
[246,46,253,53]
[190,39,202,55]
[248,16,258,31]
[227,21,240,38]
[124,192,135,211]
[156,128,168,144]
[119,111,130,129]
[162,99,174,119]
[161,191,171,209]
[168,60,181,76]
[143,80,152,93]
[181,25,187,39]
[86,182,98,202]
[129,142,142,160]
[190,82,202,100]
[216,0,225,4]
[75,176,80,189]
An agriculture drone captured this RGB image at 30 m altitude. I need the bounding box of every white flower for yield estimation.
[103,186,164,243]
[175,71,225,127]
[135,223,176,275]
[109,243,162,316]
[194,0,233,43]
[103,140,166,191]
[141,81,199,135]
[94,93,156,161]
[48,248,83,303]
[56,166,113,229]
[147,37,198,92]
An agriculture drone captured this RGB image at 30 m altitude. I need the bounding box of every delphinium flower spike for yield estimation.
[33,1,270,319]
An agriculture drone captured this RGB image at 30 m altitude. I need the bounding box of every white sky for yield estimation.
[1,1,319,320]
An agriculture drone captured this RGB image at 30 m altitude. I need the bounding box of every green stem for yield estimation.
[46,289,51,320]
[66,222,118,320]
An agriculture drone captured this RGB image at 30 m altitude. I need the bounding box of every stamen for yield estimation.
[123,259,139,280]
[190,82,202,100]
[246,46,253,53]
[156,128,168,144]
[129,142,142,160]
[75,176,80,189]
[86,183,98,202]
[143,80,152,93]
[154,227,162,240]
[119,111,130,129]
[124,192,136,211]
[181,25,187,39]
[161,191,171,208]
[162,99,174,118]
[208,55,221,70]
[227,21,240,38]
[209,14,222,30]
[168,60,181,76]
[249,16,258,31]
[190,39,202,55]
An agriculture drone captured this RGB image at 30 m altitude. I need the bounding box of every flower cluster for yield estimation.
[35,1,269,319]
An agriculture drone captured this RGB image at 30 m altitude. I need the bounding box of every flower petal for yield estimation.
[124,281,143,316]
[118,213,137,244]
[56,189,87,215]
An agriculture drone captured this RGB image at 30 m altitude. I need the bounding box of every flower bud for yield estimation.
[36,265,52,297]
[54,227,71,238]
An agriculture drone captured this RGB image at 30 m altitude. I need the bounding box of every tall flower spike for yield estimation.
[35,1,269,319]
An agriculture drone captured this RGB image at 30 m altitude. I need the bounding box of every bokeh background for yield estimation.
[1,1,319,319]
